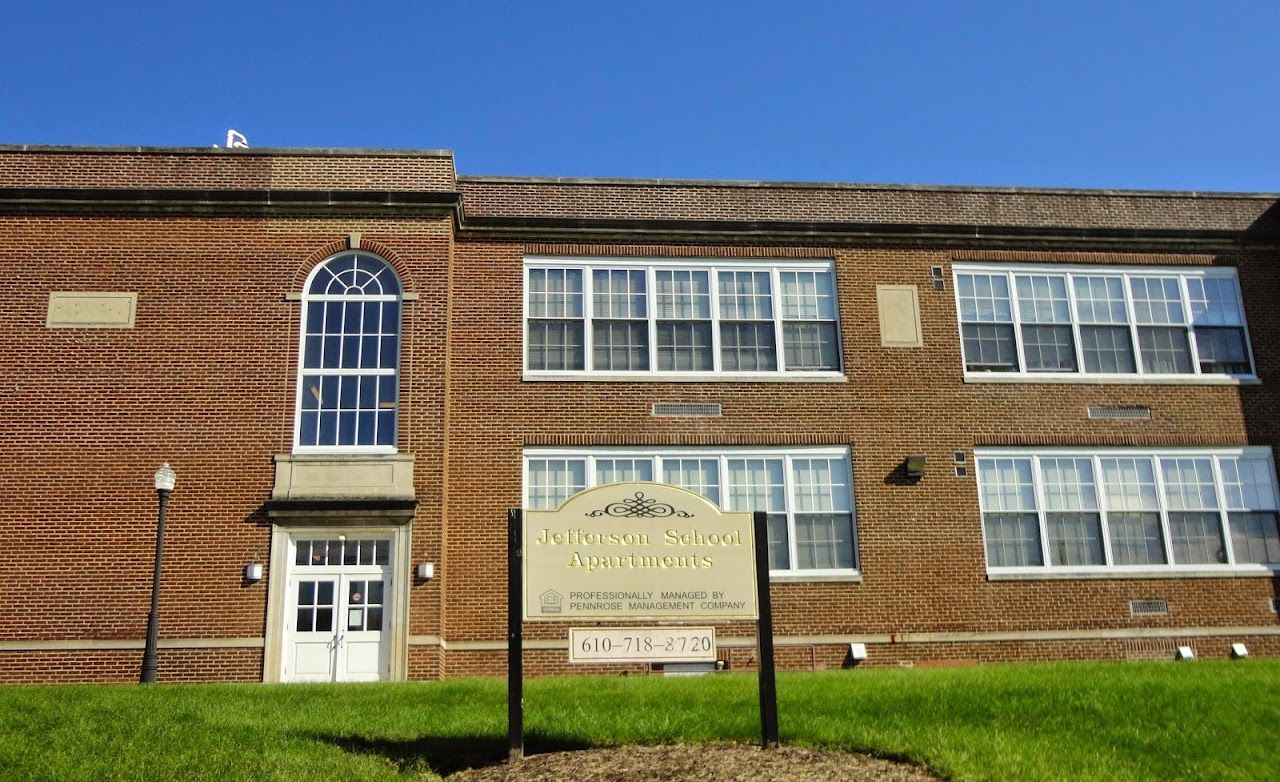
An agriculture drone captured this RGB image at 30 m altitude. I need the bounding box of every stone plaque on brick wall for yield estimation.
[46,292,137,328]
[523,482,757,621]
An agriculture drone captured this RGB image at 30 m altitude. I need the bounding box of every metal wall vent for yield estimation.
[652,402,723,418]
[1088,405,1152,420]
[1129,599,1169,616]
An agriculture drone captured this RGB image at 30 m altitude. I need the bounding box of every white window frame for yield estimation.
[522,446,859,579]
[293,252,402,454]
[523,257,845,381]
[976,446,1280,579]
[953,263,1257,384]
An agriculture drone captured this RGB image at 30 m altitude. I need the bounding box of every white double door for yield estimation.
[283,537,392,682]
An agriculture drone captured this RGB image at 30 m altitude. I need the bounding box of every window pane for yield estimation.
[718,271,773,319]
[767,513,790,570]
[527,459,587,510]
[1040,458,1097,511]
[1101,458,1159,511]
[794,514,855,569]
[596,458,654,484]
[720,323,778,371]
[1046,512,1105,565]
[1228,512,1280,564]
[655,270,711,319]
[1219,457,1278,510]
[593,269,647,318]
[1194,327,1249,374]
[529,268,584,318]
[527,321,585,371]
[780,271,836,319]
[957,273,1012,322]
[1080,326,1137,374]
[792,458,852,513]
[1137,327,1192,374]
[1161,458,1218,510]
[1186,278,1242,326]
[592,321,649,371]
[1021,325,1077,372]
[1169,512,1227,564]
[1108,512,1167,565]
[1015,275,1071,323]
[656,322,713,371]
[962,324,1017,371]
[1130,277,1185,325]
[662,459,720,505]
[726,458,786,513]
[1072,276,1128,324]
[983,512,1043,567]
[783,322,839,370]
[977,457,1035,512]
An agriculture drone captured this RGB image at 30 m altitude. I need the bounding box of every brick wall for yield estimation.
[441,238,1280,674]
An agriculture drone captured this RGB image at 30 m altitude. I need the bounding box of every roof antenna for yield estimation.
[214,129,249,149]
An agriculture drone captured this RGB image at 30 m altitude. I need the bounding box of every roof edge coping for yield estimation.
[0,144,454,158]
[457,174,1280,200]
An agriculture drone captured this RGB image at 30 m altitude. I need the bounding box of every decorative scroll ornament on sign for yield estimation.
[585,491,694,519]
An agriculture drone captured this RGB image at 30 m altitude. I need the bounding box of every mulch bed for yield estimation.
[448,743,943,781]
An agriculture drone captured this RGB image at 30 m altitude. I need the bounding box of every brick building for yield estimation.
[1,145,1277,683]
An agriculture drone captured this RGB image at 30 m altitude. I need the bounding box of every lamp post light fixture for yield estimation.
[140,463,176,684]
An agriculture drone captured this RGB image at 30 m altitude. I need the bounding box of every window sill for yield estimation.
[524,371,848,383]
[769,571,862,583]
[964,373,1259,386]
[988,566,1278,581]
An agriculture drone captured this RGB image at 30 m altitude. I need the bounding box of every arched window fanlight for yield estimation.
[295,251,402,450]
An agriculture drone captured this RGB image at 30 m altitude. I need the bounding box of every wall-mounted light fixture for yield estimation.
[1175,645,1196,661]
[905,455,927,479]
[243,563,263,582]
[849,642,868,662]
[416,562,435,580]
[1230,642,1248,658]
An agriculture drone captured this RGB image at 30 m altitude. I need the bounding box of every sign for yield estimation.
[523,482,757,621]
[569,627,716,664]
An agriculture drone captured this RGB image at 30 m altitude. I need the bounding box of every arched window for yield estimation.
[295,251,401,451]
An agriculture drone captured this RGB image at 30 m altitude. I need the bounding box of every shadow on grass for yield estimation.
[309,732,593,776]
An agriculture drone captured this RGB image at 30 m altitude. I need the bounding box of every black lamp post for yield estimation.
[140,463,176,684]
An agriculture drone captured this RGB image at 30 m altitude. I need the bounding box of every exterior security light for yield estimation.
[1230,643,1248,658]
[243,563,263,582]
[905,455,927,479]
[849,642,868,661]
[1175,645,1195,660]
[416,562,436,580]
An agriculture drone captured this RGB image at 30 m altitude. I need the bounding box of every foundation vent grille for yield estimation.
[652,402,723,418]
[1130,599,1169,616]
[1088,405,1152,420]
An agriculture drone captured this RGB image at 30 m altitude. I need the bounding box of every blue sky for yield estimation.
[2,2,1277,190]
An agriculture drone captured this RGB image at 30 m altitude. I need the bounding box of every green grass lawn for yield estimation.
[1,660,1276,781]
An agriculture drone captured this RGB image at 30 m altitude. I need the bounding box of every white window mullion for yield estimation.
[1178,275,1202,377]
[1121,274,1146,376]
[782,454,799,573]
[710,268,724,373]
[582,264,595,372]
[1007,272,1028,373]
[1150,456,1177,568]
[646,266,658,375]
[1212,456,1238,565]
[1093,454,1115,566]
[771,267,786,371]
[1063,272,1087,377]
[1030,455,1051,568]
